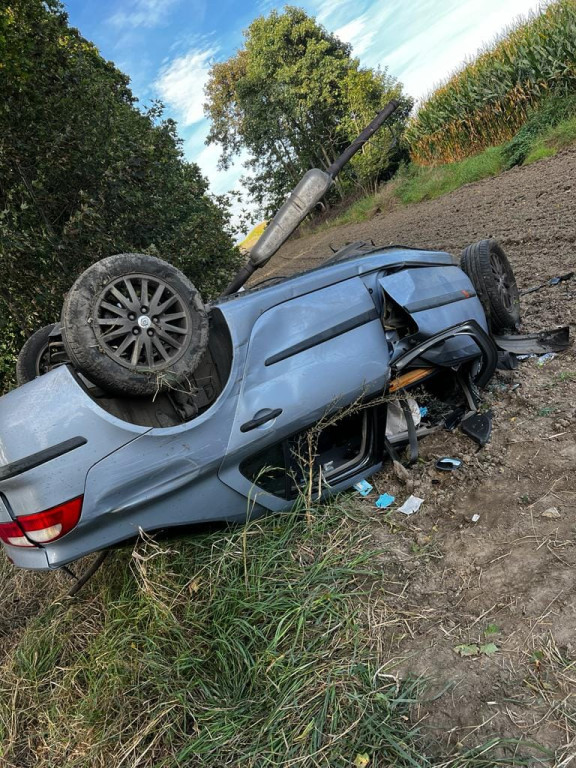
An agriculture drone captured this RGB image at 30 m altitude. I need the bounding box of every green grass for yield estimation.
[0,501,551,767]
[0,504,430,767]
[523,115,576,164]
[394,145,505,205]
[313,110,576,233]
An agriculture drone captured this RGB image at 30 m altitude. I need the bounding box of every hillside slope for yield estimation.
[264,147,575,339]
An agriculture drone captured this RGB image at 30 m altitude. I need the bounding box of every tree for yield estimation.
[0,0,241,393]
[204,6,412,216]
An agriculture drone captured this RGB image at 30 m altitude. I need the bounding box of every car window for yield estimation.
[239,410,372,500]
[239,442,289,498]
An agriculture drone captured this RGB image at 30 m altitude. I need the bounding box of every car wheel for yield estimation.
[460,239,520,332]
[61,253,209,397]
[16,324,59,386]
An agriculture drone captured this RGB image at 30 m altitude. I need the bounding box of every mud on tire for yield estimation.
[61,253,208,397]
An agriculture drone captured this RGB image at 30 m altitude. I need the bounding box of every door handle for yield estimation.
[240,408,283,433]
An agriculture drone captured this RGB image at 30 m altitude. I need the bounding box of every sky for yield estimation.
[63,0,544,228]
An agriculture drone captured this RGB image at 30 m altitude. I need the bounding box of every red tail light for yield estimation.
[0,497,83,548]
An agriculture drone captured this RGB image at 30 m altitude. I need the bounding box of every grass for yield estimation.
[0,503,430,767]
[394,146,505,205]
[523,116,576,164]
[312,110,576,233]
[0,499,553,767]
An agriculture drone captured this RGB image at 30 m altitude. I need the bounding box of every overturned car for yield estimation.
[0,103,567,572]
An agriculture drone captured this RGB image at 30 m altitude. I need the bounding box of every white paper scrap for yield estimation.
[397,495,424,516]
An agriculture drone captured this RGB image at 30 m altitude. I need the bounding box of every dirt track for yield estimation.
[272,149,576,758]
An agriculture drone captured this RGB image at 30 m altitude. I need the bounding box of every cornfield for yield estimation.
[405,0,576,165]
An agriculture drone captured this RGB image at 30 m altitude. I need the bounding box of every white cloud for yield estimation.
[185,124,252,236]
[310,0,544,101]
[155,46,218,126]
[109,0,181,29]
[335,17,375,57]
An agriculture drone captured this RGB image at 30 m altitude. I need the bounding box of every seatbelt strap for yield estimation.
[399,399,419,465]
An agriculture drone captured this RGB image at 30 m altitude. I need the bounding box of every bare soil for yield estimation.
[268,148,576,761]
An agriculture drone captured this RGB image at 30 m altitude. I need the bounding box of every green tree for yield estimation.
[204,6,412,215]
[0,0,241,393]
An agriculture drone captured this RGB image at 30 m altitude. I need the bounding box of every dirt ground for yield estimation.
[268,148,576,761]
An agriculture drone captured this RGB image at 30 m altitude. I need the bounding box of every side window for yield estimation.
[239,442,290,499]
[239,410,374,500]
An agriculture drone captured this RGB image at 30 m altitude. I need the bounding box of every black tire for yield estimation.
[16,324,58,386]
[61,253,208,397]
[460,239,520,332]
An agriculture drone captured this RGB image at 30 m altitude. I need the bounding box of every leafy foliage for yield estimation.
[502,91,576,167]
[0,0,241,394]
[204,6,412,216]
[405,0,576,165]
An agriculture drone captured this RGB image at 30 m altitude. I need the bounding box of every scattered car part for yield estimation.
[496,351,519,370]
[460,239,520,332]
[61,253,209,397]
[520,271,574,295]
[493,326,570,354]
[435,457,462,471]
[222,100,400,295]
[460,411,493,446]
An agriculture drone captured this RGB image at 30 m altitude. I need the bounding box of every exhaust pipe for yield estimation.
[222,99,400,295]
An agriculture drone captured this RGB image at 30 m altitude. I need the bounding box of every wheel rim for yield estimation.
[36,344,53,377]
[489,252,514,311]
[93,273,192,370]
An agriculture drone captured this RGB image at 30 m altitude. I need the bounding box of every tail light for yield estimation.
[0,496,83,548]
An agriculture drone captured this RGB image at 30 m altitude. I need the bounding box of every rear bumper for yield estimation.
[0,366,150,570]
[3,543,49,570]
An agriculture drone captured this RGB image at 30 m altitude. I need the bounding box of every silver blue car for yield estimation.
[0,104,532,572]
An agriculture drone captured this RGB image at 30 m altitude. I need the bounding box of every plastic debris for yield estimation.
[386,398,421,437]
[397,495,424,516]
[353,479,373,497]
[517,354,536,361]
[419,406,428,418]
[521,271,574,295]
[435,457,462,471]
[375,493,395,509]
[471,514,480,523]
[537,352,556,366]
[541,506,561,519]
[496,351,519,370]
[461,411,492,446]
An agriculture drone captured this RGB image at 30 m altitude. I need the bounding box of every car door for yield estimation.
[219,276,389,509]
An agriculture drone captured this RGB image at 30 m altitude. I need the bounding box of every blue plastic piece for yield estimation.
[353,479,373,496]
[375,493,395,508]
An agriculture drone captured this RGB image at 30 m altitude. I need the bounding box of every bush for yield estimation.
[0,0,241,395]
